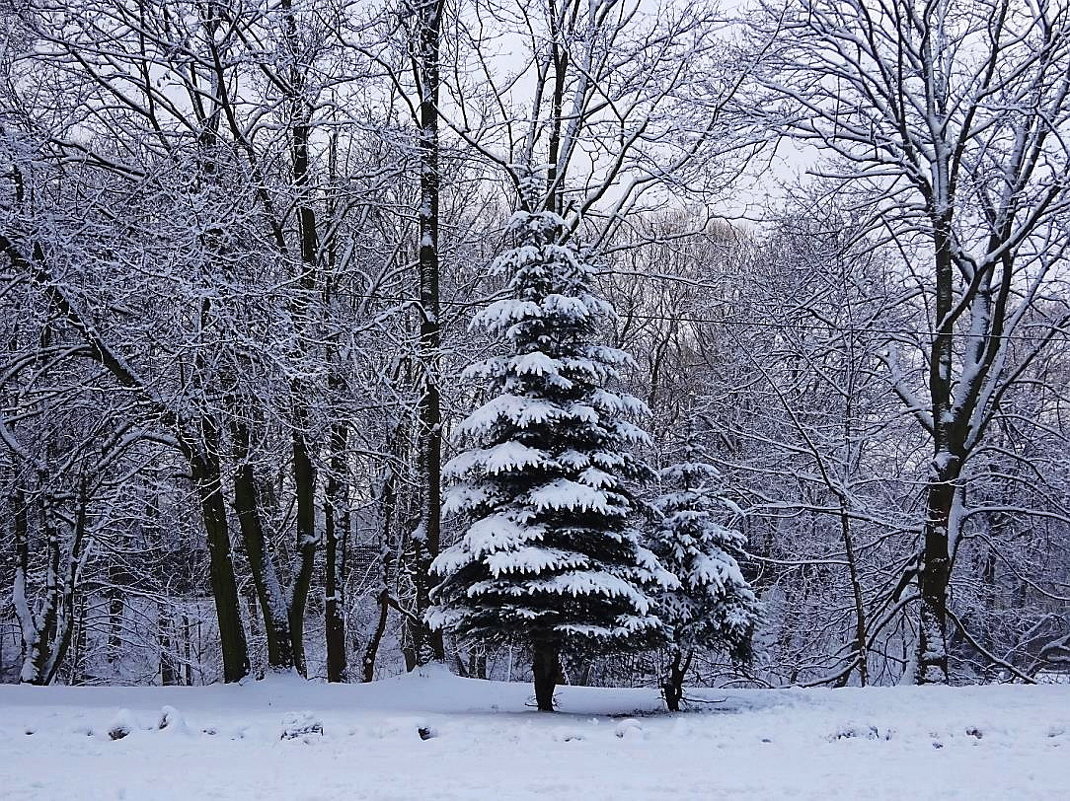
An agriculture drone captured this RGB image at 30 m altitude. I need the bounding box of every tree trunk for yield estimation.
[282,0,322,682]
[410,0,447,668]
[916,214,957,687]
[231,423,295,672]
[323,130,349,684]
[324,418,349,682]
[187,434,249,684]
[917,458,958,684]
[364,457,399,683]
[839,502,868,686]
[663,648,691,713]
[17,487,89,685]
[362,589,391,683]
[532,639,560,712]
[289,431,317,677]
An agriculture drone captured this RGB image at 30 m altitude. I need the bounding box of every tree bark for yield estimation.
[230,421,295,672]
[280,0,321,680]
[532,639,561,712]
[289,432,317,676]
[362,589,391,683]
[409,0,447,667]
[663,648,693,713]
[186,431,250,684]
[840,503,868,686]
[917,459,958,684]
[916,214,957,686]
[324,416,349,682]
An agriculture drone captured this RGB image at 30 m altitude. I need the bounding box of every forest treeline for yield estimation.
[2,0,1069,692]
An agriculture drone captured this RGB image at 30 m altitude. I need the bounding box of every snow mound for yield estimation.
[158,705,189,735]
[614,717,643,739]
[107,709,136,741]
[280,711,323,741]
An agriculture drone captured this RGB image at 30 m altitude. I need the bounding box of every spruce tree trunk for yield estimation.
[663,648,687,713]
[532,639,560,712]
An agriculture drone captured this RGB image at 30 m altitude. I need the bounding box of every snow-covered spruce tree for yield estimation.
[427,210,665,711]
[649,443,759,711]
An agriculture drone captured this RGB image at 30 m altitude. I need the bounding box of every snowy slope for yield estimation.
[0,670,1066,801]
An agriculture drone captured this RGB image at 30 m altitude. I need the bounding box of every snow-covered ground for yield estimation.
[1,670,1066,800]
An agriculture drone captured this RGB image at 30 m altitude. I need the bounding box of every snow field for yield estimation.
[0,671,1066,801]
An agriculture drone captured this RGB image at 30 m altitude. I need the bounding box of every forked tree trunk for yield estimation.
[231,421,295,672]
[16,485,90,685]
[532,639,561,712]
[663,648,693,713]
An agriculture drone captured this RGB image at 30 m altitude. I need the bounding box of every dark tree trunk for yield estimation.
[289,432,317,676]
[543,4,569,215]
[362,589,391,683]
[916,218,957,686]
[323,131,349,684]
[231,421,295,672]
[324,418,349,682]
[409,0,447,667]
[281,0,321,680]
[917,459,958,684]
[840,502,869,686]
[182,614,194,686]
[73,595,88,686]
[663,648,692,713]
[532,639,561,712]
[187,432,249,684]
[364,453,400,683]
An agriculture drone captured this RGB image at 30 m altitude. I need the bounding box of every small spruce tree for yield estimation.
[427,210,664,711]
[649,441,759,711]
